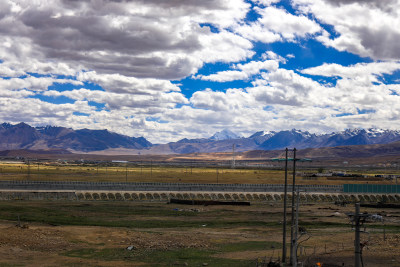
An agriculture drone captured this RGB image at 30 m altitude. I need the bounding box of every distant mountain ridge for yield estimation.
[257,128,400,150]
[160,128,400,154]
[2,122,400,154]
[0,122,152,152]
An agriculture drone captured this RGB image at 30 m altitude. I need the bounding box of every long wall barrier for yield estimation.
[1,181,400,203]
[1,190,400,203]
[0,180,343,193]
[344,184,400,194]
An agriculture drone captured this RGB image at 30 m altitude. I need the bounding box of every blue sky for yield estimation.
[0,0,400,143]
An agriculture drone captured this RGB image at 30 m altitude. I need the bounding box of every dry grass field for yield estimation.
[0,161,398,185]
[0,162,283,184]
[1,160,400,266]
[0,201,399,266]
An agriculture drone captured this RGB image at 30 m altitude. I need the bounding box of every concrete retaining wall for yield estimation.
[1,190,400,203]
[1,181,398,203]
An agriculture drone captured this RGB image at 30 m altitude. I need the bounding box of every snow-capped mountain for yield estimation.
[257,128,400,150]
[209,129,241,141]
[164,128,400,153]
[259,129,316,150]
[2,122,400,154]
[248,131,276,145]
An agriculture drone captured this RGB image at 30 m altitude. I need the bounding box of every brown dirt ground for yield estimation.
[0,222,213,267]
[0,203,400,266]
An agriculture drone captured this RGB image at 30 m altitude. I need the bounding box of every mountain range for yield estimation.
[159,128,400,154]
[2,122,400,154]
[0,122,151,152]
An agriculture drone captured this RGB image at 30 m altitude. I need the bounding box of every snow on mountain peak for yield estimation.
[261,130,276,136]
[209,129,240,141]
[365,128,384,137]
[341,128,394,138]
[291,129,312,138]
[342,128,364,136]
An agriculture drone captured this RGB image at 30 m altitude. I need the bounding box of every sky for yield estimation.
[1,0,400,143]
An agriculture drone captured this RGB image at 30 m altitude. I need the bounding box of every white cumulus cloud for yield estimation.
[294,0,400,60]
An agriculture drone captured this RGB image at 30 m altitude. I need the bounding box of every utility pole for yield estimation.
[125,163,128,182]
[282,148,288,264]
[355,203,361,267]
[27,159,30,180]
[293,190,301,266]
[275,148,310,266]
[232,144,235,169]
[346,202,376,267]
[290,148,297,266]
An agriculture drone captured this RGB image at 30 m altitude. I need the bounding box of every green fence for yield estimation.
[343,184,400,194]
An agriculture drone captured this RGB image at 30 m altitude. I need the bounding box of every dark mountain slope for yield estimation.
[0,122,41,150]
[0,123,152,152]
